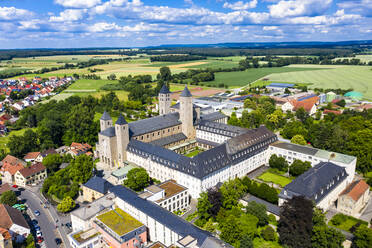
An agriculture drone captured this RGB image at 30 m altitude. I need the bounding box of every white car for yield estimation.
[36,230,42,238]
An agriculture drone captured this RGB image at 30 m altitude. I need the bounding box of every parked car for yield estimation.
[36,231,42,238]
[55,238,62,245]
[34,210,40,216]
[34,226,40,231]
[12,185,18,188]
[37,237,43,244]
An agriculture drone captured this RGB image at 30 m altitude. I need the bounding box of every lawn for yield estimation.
[258,171,293,187]
[0,128,36,152]
[253,238,283,248]
[267,66,372,100]
[184,149,204,157]
[329,213,368,232]
[206,67,324,88]
[96,208,143,236]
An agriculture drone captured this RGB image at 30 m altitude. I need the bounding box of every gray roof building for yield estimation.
[127,126,277,179]
[100,111,111,121]
[115,114,127,125]
[110,185,230,247]
[279,162,348,204]
[180,86,192,97]
[197,120,248,137]
[83,176,113,194]
[159,84,171,94]
[149,133,187,147]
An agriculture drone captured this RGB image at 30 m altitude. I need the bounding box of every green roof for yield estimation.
[344,91,363,99]
[111,165,136,178]
[96,208,143,236]
[314,150,356,164]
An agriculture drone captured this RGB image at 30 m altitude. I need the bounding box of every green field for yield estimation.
[267,66,372,100]
[258,171,292,187]
[0,128,36,152]
[329,213,368,232]
[207,67,323,88]
[67,79,116,91]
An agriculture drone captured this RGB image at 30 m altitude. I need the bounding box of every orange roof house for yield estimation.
[0,155,26,184]
[340,180,369,202]
[23,152,40,162]
[337,180,370,215]
[69,142,92,156]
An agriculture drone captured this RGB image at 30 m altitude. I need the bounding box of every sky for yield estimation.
[0,0,371,48]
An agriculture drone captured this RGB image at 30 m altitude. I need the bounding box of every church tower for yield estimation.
[100,111,113,132]
[180,86,194,138]
[115,113,129,164]
[158,84,171,115]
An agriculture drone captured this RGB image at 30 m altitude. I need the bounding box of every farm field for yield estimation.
[207,67,323,88]
[66,79,116,91]
[333,54,372,63]
[267,66,372,100]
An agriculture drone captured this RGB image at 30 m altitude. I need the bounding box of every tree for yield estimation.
[57,196,75,213]
[207,187,223,217]
[197,191,212,220]
[262,226,277,241]
[42,153,62,173]
[312,225,345,248]
[245,201,269,226]
[227,112,241,127]
[289,159,311,177]
[0,190,17,206]
[158,66,172,82]
[239,214,258,238]
[352,225,372,248]
[220,179,246,209]
[291,134,307,145]
[295,107,309,123]
[123,168,150,192]
[219,215,242,246]
[284,88,291,94]
[335,99,346,107]
[68,155,93,184]
[107,73,116,80]
[269,154,289,172]
[278,196,313,248]
[239,234,254,248]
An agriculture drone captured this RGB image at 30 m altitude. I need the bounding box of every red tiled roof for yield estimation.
[323,109,342,115]
[18,163,46,178]
[340,180,369,202]
[0,204,29,230]
[0,227,11,240]
[23,152,40,160]
[292,97,319,113]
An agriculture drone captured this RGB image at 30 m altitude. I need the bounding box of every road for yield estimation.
[18,187,71,248]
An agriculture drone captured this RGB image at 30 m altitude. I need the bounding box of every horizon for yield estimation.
[0,0,371,49]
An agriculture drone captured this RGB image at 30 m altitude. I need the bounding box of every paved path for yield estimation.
[182,198,197,220]
[246,165,268,179]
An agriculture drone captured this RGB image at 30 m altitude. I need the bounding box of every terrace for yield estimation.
[69,228,101,247]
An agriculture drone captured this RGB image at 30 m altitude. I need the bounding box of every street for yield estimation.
[17,187,71,248]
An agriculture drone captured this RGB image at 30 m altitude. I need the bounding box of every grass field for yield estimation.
[329,213,368,232]
[267,66,372,100]
[207,67,323,88]
[258,171,292,187]
[0,128,36,152]
[184,149,204,157]
[67,79,116,91]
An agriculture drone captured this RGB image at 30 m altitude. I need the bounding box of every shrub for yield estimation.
[262,226,277,241]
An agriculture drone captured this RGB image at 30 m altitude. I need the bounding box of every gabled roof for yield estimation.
[100,111,112,121]
[83,176,113,194]
[340,180,369,202]
[115,113,127,125]
[110,185,213,246]
[18,163,46,178]
[40,148,56,157]
[180,86,192,97]
[0,204,29,230]
[2,155,24,167]
[149,133,187,147]
[280,162,347,204]
[23,152,40,160]
[159,84,171,94]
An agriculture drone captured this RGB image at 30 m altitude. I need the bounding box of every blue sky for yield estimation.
[0,0,371,48]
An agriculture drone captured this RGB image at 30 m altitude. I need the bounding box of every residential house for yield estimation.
[23,152,40,163]
[35,148,57,162]
[337,180,370,216]
[0,155,26,184]
[81,176,113,202]
[68,142,92,157]
[12,102,24,112]
[0,114,11,126]
[323,109,342,115]
[56,146,69,154]
[14,163,47,187]
[0,204,30,243]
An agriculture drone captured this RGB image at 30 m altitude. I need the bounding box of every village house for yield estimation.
[0,155,26,184]
[23,152,40,163]
[81,176,113,203]
[337,180,370,216]
[14,163,47,187]
[35,148,57,162]
[0,227,12,248]
[0,204,30,243]
[68,142,92,157]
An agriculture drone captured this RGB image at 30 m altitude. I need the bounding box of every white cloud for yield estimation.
[87,22,119,32]
[269,0,332,18]
[55,0,102,8]
[263,26,278,30]
[50,9,87,22]
[0,7,33,20]
[223,0,258,10]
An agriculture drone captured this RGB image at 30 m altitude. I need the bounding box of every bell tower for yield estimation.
[115,113,129,164]
[159,84,171,115]
[100,111,112,131]
[180,86,194,138]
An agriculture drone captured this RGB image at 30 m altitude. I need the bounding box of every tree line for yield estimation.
[150,55,206,62]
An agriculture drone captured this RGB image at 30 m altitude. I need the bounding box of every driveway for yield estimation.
[18,186,71,248]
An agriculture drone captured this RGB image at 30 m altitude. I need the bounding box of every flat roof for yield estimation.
[157,180,187,201]
[111,165,136,178]
[72,193,114,220]
[71,228,99,245]
[96,208,143,236]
